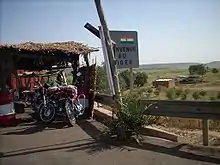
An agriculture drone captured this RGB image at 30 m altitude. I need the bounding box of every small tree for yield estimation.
[212,68,219,74]
[119,70,131,89]
[96,66,109,92]
[134,72,148,87]
[188,64,207,76]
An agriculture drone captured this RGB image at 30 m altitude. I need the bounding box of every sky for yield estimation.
[1,0,220,65]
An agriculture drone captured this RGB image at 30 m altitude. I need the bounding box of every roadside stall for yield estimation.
[0,41,98,126]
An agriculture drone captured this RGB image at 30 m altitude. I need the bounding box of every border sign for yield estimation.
[110,31,139,69]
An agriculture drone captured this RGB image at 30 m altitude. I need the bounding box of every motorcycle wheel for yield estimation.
[38,102,56,124]
[65,100,77,126]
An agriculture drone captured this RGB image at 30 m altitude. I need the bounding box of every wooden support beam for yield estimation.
[94,0,122,111]
[202,119,209,146]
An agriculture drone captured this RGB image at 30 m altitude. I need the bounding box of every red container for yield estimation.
[0,91,13,105]
[0,91,16,126]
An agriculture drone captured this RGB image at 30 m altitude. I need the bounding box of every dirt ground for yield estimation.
[153,125,220,146]
[1,119,220,165]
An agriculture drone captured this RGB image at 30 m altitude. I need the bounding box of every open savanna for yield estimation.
[121,68,220,131]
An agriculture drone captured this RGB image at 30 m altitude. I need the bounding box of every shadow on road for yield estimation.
[1,140,100,158]
[2,119,220,164]
[2,121,69,135]
[78,119,220,164]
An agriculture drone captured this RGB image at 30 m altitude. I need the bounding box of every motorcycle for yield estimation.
[36,75,86,126]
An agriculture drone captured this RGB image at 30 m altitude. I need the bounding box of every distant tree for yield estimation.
[134,72,148,87]
[95,66,109,92]
[188,64,207,76]
[118,70,131,89]
[212,68,219,74]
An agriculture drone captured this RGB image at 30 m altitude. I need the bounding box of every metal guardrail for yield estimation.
[94,93,220,146]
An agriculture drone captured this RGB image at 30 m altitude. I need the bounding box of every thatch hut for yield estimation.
[0,41,98,125]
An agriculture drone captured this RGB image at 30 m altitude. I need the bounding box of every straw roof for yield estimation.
[0,41,99,56]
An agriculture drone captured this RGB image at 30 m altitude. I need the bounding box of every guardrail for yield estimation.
[94,93,220,146]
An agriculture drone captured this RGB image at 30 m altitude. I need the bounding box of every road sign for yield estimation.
[110,31,139,69]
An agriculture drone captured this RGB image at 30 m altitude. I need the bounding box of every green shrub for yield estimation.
[217,92,220,100]
[210,96,216,100]
[134,72,148,87]
[166,89,176,100]
[184,89,190,94]
[119,70,131,89]
[199,90,207,97]
[175,88,183,97]
[192,91,200,100]
[212,68,219,74]
[107,99,159,141]
[154,89,160,96]
[147,88,153,93]
[180,93,187,100]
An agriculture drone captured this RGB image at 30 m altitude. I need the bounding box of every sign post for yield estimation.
[109,31,139,90]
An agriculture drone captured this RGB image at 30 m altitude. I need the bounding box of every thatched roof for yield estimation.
[0,41,99,55]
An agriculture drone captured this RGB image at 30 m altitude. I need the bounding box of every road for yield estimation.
[0,119,220,165]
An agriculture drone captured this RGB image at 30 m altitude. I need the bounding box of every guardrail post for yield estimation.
[202,119,209,146]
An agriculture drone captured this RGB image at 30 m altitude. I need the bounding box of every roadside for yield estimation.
[153,125,220,147]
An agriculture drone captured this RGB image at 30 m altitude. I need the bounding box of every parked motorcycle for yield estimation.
[36,81,86,126]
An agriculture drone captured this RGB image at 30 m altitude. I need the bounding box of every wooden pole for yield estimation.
[129,68,133,90]
[202,119,209,146]
[94,0,122,110]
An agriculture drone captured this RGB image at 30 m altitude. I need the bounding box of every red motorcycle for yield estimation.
[37,83,86,126]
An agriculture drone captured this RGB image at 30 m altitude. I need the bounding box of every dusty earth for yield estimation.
[153,125,220,146]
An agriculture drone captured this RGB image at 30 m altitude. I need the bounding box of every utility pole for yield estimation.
[94,0,122,110]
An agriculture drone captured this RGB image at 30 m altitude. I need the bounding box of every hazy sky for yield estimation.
[1,0,220,65]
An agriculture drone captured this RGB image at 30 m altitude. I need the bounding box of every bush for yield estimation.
[188,64,207,76]
[199,90,207,97]
[216,92,220,99]
[147,88,153,94]
[95,66,109,92]
[134,72,148,87]
[154,89,160,96]
[108,99,159,141]
[212,68,219,74]
[119,70,131,89]
[210,96,216,100]
[192,91,200,100]
[184,89,190,94]
[175,88,183,97]
[180,93,187,100]
[166,89,176,100]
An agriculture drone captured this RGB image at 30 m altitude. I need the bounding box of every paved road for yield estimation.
[0,119,219,165]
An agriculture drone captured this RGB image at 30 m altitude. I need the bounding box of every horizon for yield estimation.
[1,0,220,65]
